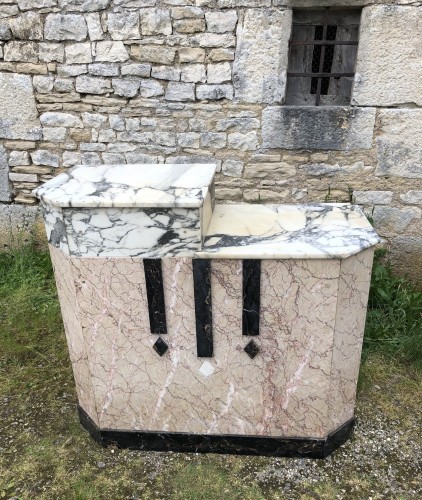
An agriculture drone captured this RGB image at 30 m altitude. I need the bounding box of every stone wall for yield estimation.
[0,0,421,284]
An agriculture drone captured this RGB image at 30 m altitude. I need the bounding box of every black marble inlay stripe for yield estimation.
[242,260,261,336]
[192,259,213,357]
[78,406,355,459]
[143,259,167,334]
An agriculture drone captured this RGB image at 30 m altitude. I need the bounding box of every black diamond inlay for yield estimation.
[153,337,168,356]
[244,340,259,359]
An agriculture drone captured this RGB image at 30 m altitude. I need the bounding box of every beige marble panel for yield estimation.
[259,260,340,438]
[52,251,372,439]
[73,257,151,430]
[49,245,99,424]
[328,249,374,432]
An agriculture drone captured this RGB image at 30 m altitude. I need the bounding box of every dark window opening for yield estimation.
[285,9,361,106]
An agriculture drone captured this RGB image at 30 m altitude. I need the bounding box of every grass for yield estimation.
[0,244,421,499]
[364,249,422,369]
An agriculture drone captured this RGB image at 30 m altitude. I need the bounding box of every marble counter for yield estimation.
[34,164,379,458]
[198,203,379,259]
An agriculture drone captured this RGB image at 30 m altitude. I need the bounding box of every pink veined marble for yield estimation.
[50,245,373,438]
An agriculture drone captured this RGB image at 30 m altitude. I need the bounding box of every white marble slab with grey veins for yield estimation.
[33,163,217,208]
[62,206,203,258]
[35,165,379,259]
[197,204,380,259]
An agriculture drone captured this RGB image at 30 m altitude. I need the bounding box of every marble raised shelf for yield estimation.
[34,164,380,458]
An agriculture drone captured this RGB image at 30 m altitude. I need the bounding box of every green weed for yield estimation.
[364,249,422,368]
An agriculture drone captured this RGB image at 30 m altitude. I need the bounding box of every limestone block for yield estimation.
[33,75,54,94]
[373,206,421,236]
[131,45,176,65]
[352,6,422,106]
[103,153,125,164]
[243,162,296,180]
[297,163,340,177]
[18,0,58,9]
[63,151,81,167]
[65,43,92,64]
[81,152,101,165]
[0,73,42,141]
[114,0,155,5]
[40,112,83,128]
[9,172,38,183]
[165,82,195,102]
[207,62,231,84]
[122,64,151,77]
[196,84,233,100]
[208,48,234,62]
[376,109,422,179]
[216,116,260,132]
[228,131,259,151]
[0,145,10,202]
[8,151,30,167]
[76,76,112,94]
[0,20,12,41]
[43,127,67,142]
[141,9,172,36]
[400,191,422,205]
[205,10,238,33]
[201,132,226,149]
[179,48,205,63]
[10,12,43,41]
[262,107,376,151]
[31,150,60,167]
[177,132,200,148]
[181,64,206,83]
[222,159,243,177]
[39,43,64,63]
[151,66,181,81]
[57,64,88,77]
[112,78,140,98]
[353,191,393,205]
[3,141,36,151]
[173,19,205,34]
[57,0,110,11]
[140,79,164,98]
[86,13,104,41]
[88,63,120,77]
[108,12,139,40]
[82,113,107,128]
[171,7,204,19]
[45,14,87,41]
[233,9,291,104]
[4,41,38,63]
[390,236,422,287]
[109,115,125,131]
[190,33,235,48]
[16,63,48,75]
[0,5,19,18]
[95,41,129,62]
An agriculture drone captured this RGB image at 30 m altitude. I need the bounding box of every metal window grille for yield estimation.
[285,9,361,106]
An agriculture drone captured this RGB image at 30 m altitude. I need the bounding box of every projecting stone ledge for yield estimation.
[262,107,376,151]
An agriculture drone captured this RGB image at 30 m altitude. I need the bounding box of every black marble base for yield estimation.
[78,406,355,459]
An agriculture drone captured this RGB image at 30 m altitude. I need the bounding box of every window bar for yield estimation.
[290,40,358,46]
[315,12,329,106]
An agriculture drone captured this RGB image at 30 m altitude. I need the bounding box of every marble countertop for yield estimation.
[197,204,380,259]
[33,164,216,208]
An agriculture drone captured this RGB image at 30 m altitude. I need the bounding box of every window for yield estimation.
[285,9,361,106]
